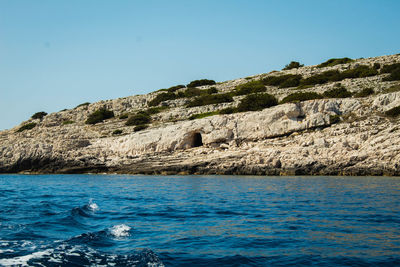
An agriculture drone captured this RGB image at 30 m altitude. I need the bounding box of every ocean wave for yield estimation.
[109,224,131,238]
[0,245,164,267]
[84,199,99,212]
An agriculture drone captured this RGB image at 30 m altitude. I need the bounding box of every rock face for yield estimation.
[1,54,400,175]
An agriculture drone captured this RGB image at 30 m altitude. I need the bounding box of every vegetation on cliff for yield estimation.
[85,108,114,124]
[31,112,47,120]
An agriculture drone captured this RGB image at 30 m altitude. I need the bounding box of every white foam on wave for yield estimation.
[0,249,14,253]
[109,224,131,238]
[87,198,99,211]
[0,249,53,266]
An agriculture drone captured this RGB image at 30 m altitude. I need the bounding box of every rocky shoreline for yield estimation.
[2,54,400,176]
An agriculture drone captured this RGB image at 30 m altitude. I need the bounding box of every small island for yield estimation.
[1,54,400,176]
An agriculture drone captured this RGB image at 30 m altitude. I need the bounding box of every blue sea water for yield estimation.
[0,175,399,266]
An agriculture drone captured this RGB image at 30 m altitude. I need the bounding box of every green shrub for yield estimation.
[374,63,381,69]
[85,108,114,124]
[134,124,148,132]
[17,122,37,132]
[189,111,219,120]
[184,87,203,97]
[126,112,151,126]
[384,84,400,93]
[380,63,400,74]
[62,120,75,125]
[187,93,234,107]
[145,106,169,114]
[207,87,218,94]
[112,129,123,135]
[234,80,266,95]
[283,61,304,70]
[385,106,400,117]
[296,84,314,90]
[383,68,400,81]
[317,57,353,68]
[354,88,374,97]
[31,111,47,120]
[341,65,378,78]
[219,107,238,114]
[299,65,378,87]
[263,74,302,88]
[148,92,177,106]
[323,86,352,98]
[237,93,278,112]
[280,92,323,104]
[167,84,185,92]
[300,70,341,86]
[76,102,90,108]
[187,79,216,87]
[119,113,129,119]
[330,115,341,124]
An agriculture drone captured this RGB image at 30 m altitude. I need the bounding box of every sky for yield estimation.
[0,0,399,130]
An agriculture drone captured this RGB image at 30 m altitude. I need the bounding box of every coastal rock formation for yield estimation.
[1,54,400,175]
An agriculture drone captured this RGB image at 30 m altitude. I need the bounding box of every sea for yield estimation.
[0,174,399,266]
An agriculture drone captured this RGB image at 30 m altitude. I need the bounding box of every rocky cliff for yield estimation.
[2,54,400,175]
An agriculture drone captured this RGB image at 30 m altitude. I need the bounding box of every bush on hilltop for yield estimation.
[283,61,304,70]
[31,112,47,120]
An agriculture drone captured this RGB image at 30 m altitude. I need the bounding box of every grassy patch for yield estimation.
[280,92,323,104]
[85,108,114,125]
[317,57,353,68]
[189,111,220,120]
[17,123,37,132]
[62,120,75,125]
[145,106,169,115]
[219,107,237,114]
[237,93,278,112]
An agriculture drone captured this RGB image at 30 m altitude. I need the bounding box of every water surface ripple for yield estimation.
[0,175,399,266]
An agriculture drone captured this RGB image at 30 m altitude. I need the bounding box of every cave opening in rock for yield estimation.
[192,132,203,147]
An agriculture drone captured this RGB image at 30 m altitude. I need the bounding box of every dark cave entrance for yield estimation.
[192,132,203,148]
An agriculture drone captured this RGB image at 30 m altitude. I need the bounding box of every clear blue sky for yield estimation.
[1,0,399,130]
